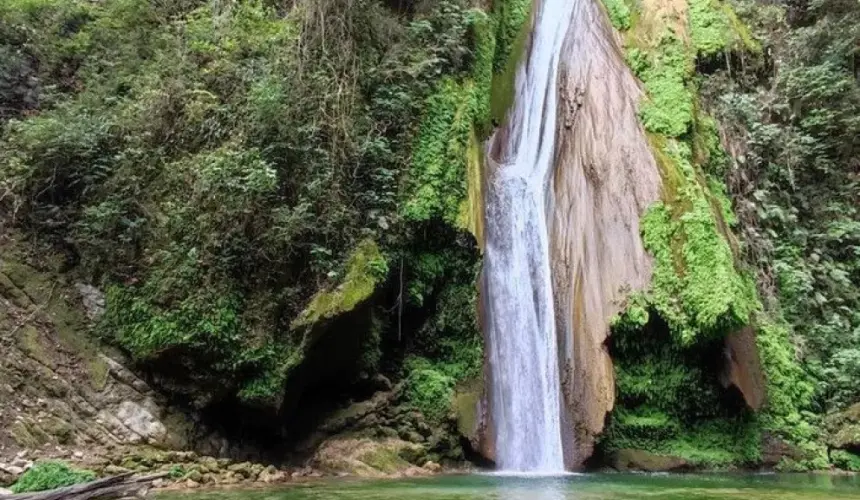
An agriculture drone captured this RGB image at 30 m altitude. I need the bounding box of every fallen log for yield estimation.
[0,472,168,500]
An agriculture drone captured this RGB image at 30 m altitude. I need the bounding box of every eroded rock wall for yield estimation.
[0,239,222,480]
[549,0,661,467]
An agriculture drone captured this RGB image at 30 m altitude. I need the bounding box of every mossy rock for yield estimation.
[452,376,482,443]
[312,437,426,477]
[609,448,691,472]
[825,403,860,451]
[291,239,386,330]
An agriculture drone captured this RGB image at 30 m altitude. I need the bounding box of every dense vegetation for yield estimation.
[10,461,95,493]
[705,0,859,413]
[599,0,858,469]
[0,0,503,441]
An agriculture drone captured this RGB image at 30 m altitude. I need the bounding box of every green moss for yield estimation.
[10,421,40,449]
[358,446,413,473]
[605,408,762,468]
[489,0,530,124]
[611,0,818,467]
[601,0,632,30]
[11,461,96,493]
[405,0,534,227]
[292,239,387,328]
[467,9,496,136]
[638,34,695,138]
[688,0,760,57]
[16,325,52,366]
[403,79,474,224]
[755,318,816,441]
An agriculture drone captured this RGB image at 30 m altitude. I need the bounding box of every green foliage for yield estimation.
[606,310,763,467]
[404,79,474,224]
[688,0,758,57]
[103,285,243,361]
[754,318,816,440]
[605,409,762,467]
[831,450,860,472]
[404,357,457,422]
[167,464,186,479]
[492,0,531,74]
[11,461,96,493]
[637,35,695,137]
[601,0,632,31]
[403,4,500,225]
[638,169,758,345]
[0,0,495,411]
[399,226,481,422]
[704,0,860,417]
[606,0,799,468]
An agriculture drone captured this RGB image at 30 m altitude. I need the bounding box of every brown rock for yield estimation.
[422,460,442,473]
[760,432,804,466]
[722,327,766,410]
[610,449,690,472]
[549,5,662,467]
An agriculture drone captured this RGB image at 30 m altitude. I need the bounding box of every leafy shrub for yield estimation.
[404,357,457,422]
[11,461,96,493]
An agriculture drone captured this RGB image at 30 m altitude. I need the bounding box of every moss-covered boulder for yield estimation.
[310,437,430,477]
[825,403,860,451]
[608,449,690,472]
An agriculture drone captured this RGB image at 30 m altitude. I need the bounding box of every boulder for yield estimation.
[609,449,690,472]
[825,403,860,451]
[75,283,106,321]
[310,437,427,477]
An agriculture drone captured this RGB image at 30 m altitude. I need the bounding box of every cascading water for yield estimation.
[483,0,576,473]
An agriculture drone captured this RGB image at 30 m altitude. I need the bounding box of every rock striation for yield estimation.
[549,0,661,467]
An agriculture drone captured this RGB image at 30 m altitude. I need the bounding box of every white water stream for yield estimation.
[484,0,575,473]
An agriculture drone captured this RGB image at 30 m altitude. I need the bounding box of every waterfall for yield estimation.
[483,0,575,473]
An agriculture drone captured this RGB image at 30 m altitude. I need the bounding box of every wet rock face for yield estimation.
[475,0,660,469]
[549,0,661,468]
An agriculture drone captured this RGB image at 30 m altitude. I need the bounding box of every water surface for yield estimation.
[156,473,860,500]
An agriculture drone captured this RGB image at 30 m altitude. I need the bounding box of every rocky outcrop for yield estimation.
[825,403,860,452]
[473,0,660,468]
[310,438,436,478]
[722,327,766,410]
[549,0,661,467]
[452,376,494,462]
[608,449,690,472]
[294,383,463,468]
[0,240,220,479]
